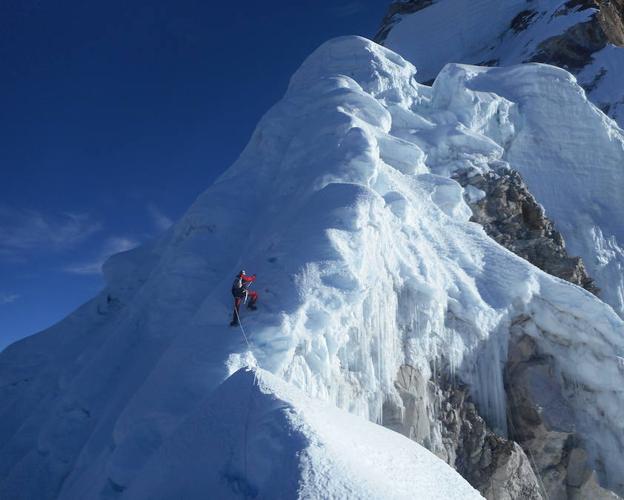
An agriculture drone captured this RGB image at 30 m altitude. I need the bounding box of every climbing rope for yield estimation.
[234,306,252,350]
[234,304,256,490]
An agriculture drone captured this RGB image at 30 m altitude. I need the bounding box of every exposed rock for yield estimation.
[560,0,596,14]
[505,328,622,499]
[597,0,624,46]
[457,404,542,500]
[453,165,599,295]
[383,328,622,499]
[375,0,624,123]
[384,364,543,499]
[376,0,624,51]
[571,471,622,500]
[530,18,607,72]
[510,10,539,34]
[375,0,434,44]
[383,306,622,500]
[505,332,574,499]
[477,440,543,500]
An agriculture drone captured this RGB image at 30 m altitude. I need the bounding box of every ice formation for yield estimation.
[123,368,481,499]
[1,36,624,498]
[380,0,624,124]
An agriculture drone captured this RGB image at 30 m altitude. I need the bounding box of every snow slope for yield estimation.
[381,0,624,124]
[1,36,624,498]
[123,367,481,499]
[429,61,624,321]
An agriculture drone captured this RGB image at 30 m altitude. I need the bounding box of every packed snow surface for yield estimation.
[431,61,624,320]
[1,36,624,498]
[383,0,624,124]
[124,368,481,499]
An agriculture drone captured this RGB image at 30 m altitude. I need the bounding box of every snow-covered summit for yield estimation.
[377,0,624,125]
[1,36,624,498]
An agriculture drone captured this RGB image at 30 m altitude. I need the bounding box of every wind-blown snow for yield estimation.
[383,0,529,82]
[429,62,624,320]
[1,36,624,498]
[383,0,594,83]
[382,0,624,124]
[577,44,624,123]
[124,368,481,499]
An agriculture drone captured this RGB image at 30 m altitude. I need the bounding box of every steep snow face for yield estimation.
[124,368,482,500]
[1,36,624,498]
[429,62,624,321]
[379,0,624,125]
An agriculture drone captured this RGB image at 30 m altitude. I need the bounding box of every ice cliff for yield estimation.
[1,36,624,499]
[379,0,624,318]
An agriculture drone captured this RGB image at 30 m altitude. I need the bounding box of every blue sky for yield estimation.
[0,1,388,350]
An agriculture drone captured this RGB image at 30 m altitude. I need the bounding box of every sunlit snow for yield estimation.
[1,36,624,498]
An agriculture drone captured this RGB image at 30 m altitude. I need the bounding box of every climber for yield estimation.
[230,270,258,326]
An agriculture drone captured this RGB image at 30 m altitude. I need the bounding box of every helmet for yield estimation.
[239,270,246,276]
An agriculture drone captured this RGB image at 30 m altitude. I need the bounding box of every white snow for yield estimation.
[123,367,481,500]
[383,0,530,82]
[1,35,624,498]
[383,0,624,126]
[383,0,595,83]
[577,44,624,123]
[431,62,624,319]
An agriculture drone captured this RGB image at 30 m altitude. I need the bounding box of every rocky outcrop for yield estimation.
[381,168,609,497]
[505,328,621,499]
[376,0,624,49]
[383,364,544,499]
[382,333,622,499]
[597,0,624,46]
[453,165,599,295]
[530,18,607,72]
[556,0,624,47]
[375,0,624,122]
[529,0,624,70]
[375,1,434,44]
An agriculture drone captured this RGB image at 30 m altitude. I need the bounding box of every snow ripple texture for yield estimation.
[382,0,624,125]
[1,36,624,498]
[123,367,481,500]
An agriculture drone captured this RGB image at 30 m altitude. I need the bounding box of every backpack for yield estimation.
[231,276,246,297]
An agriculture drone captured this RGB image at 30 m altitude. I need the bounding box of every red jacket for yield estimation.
[232,273,256,297]
[240,274,255,284]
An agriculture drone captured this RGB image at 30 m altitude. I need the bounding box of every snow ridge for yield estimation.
[1,36,624,498]
[123,367,481,499]
[379,0,624,125]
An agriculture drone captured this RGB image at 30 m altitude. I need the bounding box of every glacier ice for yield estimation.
[1,36,624,498]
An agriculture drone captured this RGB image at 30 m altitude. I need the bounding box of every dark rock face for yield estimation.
[453,165,599,295]
[387,164,619,498]
[375,0,435,44]
[597,0,624,45]
[383,364,544,499]
[505,328,621,499]
[530,18,607,72]
[381,164,608,499]
[383,337,622,499]
[510,10,539,33]
[375,0,624,121]
[376,0,624,49]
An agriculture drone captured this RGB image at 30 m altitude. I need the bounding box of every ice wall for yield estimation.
[1,36,624,498]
